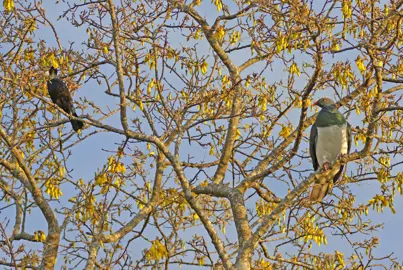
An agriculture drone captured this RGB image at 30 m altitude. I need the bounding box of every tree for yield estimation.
[1,0,403,269]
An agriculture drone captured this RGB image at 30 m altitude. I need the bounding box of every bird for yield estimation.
[47,66,84,132]
[309,97,351,201]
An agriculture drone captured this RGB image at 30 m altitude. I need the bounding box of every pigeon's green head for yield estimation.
[314,97,335,108]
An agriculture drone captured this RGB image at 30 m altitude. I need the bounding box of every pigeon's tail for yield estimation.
[309,183,330,201]
[71,112,84,132]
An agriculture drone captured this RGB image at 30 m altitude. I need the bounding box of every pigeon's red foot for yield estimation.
[337,153,346,160]
[323,162,331,171]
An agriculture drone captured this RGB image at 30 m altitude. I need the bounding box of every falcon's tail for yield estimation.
[71,112,84,132]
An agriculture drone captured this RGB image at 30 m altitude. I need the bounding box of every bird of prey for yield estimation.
[47,67,83,132]
[309,97,351,201]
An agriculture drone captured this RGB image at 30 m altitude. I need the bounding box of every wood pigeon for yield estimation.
[309,97,351,201]
[47,67,84,132]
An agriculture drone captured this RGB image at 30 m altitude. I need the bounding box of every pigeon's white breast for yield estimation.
[316,124,348,168]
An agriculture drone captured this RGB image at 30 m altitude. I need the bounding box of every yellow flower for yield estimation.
[200,60,208,75]
[209,145,215,156]
[279,124,291,138]
[95,173,108,186]
[34,231,39,241]
[276,33,287,53]
[39,231,46,242]
[213,26,225,42]
[59,167,65,177]
[355,105,361,115]
[213,0,222,12]
[47,53,59,69]
[45,179,63,199]
[3,0,14,12]
[147,79,155,95]
[222,75,230,85]
[230,31,241,45]
[342,1,352,19]
[198,257,205,266]
[290,63,301,76]
[397,61,403,75]
[332,42,340,51]
[356,56,366,74]
[146,239,168,261]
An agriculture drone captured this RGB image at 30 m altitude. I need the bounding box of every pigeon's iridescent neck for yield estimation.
[321,104,337,111]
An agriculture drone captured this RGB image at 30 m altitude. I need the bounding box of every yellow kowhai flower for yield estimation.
[213,26,225,42]
[258,96,267,111]
[212,0,222,12]
[279,124,291,138]
[146,239,168,261]
[290,63,301,76]
[39,231,46,242]
[47,53,59,69]
[24,50,35,61]
[397,61,403,75]
[34,231,39,241]
[59,167,65,177]
[138,100,144,110]
[194,28,202,40]
[244,76,251,87]
[222,74,231,85]
[3,0,14,12]
[354,133,366,146]
[331,40,340,51]
[355,105,361,115]
[200,60,208,75]
[235,129,241,140]
[115,162,126,173]
[356,56,366,74]
[276,33,287,53]
[342,0,352,19]
[147,79,155,95]
[230,31,241,45]
[335,251,345,267]
[209,145,215,156]
[45,179,63,199]
[75,211,80,221]
[379,156,390,167]
[198,257,205,266]
[95,173,108,186]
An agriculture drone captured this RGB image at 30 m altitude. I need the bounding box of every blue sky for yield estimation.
[1,0,403,268]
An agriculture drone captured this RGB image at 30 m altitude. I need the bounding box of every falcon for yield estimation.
[47,67,83,132]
